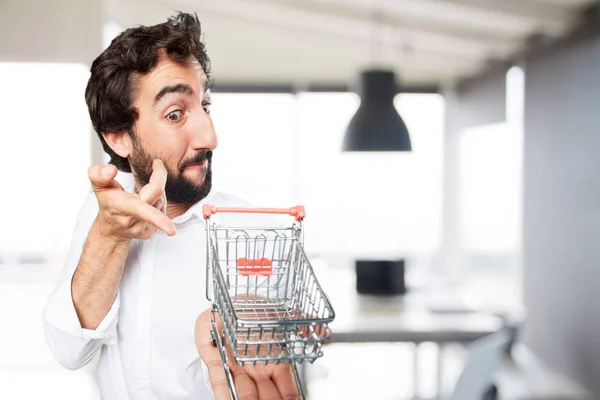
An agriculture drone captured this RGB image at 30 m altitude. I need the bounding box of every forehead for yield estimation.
[134,53,207,102]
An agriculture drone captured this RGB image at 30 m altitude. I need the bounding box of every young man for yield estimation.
[43,12,299,400]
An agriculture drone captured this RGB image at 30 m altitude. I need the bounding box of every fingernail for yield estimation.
[102,165,113,177]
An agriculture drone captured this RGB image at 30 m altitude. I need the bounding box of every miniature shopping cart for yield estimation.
[202,205,335,400]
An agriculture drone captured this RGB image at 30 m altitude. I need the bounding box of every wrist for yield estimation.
[93,214,131,248]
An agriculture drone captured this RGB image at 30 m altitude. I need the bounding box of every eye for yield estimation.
[166,110,182,122]
[202,102,212,115]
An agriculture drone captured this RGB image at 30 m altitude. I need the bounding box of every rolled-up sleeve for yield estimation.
[43,193,120,370]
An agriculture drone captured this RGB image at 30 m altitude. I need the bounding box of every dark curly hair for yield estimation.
[85,11,211,172]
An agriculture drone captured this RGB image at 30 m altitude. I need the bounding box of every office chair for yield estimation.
[447,328,511,400]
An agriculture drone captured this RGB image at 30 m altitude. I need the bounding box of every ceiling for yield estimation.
[106,0,597,89]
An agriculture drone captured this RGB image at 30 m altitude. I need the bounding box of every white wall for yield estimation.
[523,31,600,396]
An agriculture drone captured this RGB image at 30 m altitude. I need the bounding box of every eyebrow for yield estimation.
[154,83,195,105]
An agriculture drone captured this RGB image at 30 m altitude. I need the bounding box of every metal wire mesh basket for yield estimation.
[202,205,335,399]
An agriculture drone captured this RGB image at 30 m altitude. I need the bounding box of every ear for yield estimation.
[102,130,133,158]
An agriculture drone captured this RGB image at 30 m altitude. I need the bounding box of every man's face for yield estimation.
[128,52,217,204]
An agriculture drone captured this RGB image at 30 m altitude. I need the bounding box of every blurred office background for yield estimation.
[0,0,599,399]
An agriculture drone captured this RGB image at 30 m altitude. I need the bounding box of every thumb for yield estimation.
[88,164,122,192]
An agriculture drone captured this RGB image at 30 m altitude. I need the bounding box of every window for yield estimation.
[209,92,445,258]
[456,66,524,312]
[0,62,92,258]
[210,93,296,207]
[459,122,521,253]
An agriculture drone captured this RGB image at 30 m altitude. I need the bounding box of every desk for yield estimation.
[308,260,505,398]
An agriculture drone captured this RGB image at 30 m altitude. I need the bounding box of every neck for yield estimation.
[166,202,192,219]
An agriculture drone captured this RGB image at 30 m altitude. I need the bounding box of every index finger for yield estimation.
[150,159,167,189]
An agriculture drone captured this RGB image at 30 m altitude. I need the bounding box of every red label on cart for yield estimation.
[237,258,273,276]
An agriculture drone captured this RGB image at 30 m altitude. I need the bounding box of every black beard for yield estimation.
[130,142,213,205]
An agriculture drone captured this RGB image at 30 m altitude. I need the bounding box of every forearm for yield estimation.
[72,216,131,330]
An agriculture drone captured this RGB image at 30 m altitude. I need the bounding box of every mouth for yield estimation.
[184,159,208,169]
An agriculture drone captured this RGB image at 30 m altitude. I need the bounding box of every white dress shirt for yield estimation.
[43,187,274,400]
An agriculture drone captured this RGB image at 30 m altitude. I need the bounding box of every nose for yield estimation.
[187,107,217,151]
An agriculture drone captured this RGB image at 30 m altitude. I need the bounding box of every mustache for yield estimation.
[179,150,213,172]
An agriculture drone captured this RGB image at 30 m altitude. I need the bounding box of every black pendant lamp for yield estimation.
[343,69,412,151]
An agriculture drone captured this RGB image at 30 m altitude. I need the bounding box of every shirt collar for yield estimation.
[125,182,217,225]
[171,191,217,225]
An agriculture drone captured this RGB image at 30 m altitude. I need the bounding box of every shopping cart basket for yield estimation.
[202,205,335,400]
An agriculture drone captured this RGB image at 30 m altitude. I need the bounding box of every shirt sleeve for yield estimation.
[184,355,214,398]
[42,192,121,370]
[200,358,215,397]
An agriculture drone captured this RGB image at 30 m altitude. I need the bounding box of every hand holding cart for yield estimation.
[203,205,335,399]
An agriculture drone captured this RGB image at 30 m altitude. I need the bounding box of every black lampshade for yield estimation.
[343,70,412,151]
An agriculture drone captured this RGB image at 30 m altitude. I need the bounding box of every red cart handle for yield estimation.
[202,204,306,221]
